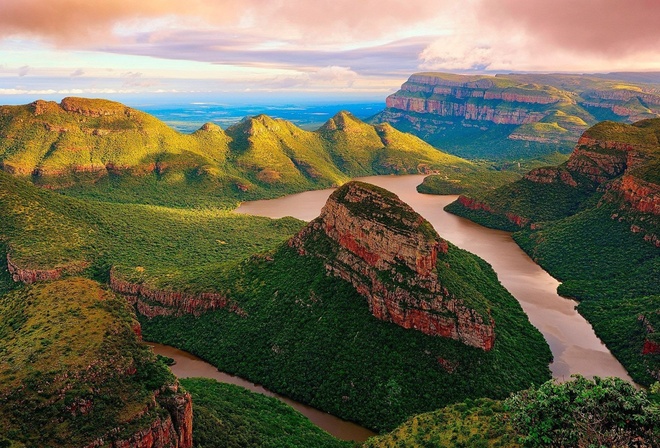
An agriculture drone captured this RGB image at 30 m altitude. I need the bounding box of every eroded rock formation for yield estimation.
[109,269,246,318]
[289,181,495,350]
[84,385,193,448]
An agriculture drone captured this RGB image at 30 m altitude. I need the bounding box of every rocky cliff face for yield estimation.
[109,268,247,318]
[454,119,660,244]
[371,72,660,159]
[289,181,495,350]
[6,252,88,283]
[85,385,193,448]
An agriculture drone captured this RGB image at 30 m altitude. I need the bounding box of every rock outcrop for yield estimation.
[109,268,246,318]
[84,385,193,448]
[289,181,495,350]
[6,252,87,283]
[452,118,660,243]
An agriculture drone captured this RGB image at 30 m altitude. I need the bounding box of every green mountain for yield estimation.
[446,118,660,385]
[0,97,504,207]
[371,72,660,160]
[139,181,551,432]
[0,277,193,447]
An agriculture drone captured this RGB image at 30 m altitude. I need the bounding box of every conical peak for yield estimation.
[321,111,367,132]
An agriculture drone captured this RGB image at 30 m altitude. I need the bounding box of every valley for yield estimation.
[0,92,657,446]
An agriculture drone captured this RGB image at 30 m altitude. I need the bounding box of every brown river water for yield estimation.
[153,174,633,442]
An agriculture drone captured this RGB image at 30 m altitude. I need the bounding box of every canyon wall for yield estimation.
[289,181,495,350]
[109,269,247,318]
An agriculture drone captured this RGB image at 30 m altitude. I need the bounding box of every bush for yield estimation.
[504,375,660,447]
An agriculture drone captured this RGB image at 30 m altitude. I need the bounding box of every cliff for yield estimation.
[371,72,660,159]
[0,278,193,448]
[109,268,247,318]
[289,181,495,350]
[449,118,660,242]
[445,119,660,386]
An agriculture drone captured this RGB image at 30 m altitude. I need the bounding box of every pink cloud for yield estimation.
[0,0,447,46]
[479,0,660,56]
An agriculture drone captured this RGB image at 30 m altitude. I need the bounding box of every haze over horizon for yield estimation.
[1,0,660,103]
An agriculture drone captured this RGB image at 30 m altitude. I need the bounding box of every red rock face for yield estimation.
[385,95,545,125]
[524,167,577,187]
[289,182,495,351]
[6,253,87,284]
[84,389,193,448]
[109,269,246,318]
[384,74,560,126]
[456,196,529,228]
[606,175,660,216]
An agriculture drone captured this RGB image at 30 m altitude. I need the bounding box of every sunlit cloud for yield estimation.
[0,0,659,99]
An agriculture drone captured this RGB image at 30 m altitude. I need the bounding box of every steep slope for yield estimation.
[371,72,660,159]
[0,277,192,448]
[446,119,660,385]
[140,181,551,431]
[0,97,492,207]
[182,378,350,448]
[289,181,495,350]
[365,376,660,448]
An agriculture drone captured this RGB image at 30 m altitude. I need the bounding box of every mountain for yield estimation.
[370,72,660,159]
[0,97,497,207]
[139,181,551,431]
[289,181,495,350]
[445,118,660,385]
[0,276,192,448]
[1,160,550,432]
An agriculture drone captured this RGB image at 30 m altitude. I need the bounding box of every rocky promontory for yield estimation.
[289,181,495,350]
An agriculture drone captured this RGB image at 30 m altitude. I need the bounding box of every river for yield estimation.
[236,174,633,382]
[153,174,633,443]
[151,342,376,441]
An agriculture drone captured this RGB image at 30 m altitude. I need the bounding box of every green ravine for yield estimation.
[446,118,660,386]
[140,240,551,432]
[1,169,551,434]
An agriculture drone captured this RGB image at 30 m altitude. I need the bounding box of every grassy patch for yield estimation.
[0,278,175,447]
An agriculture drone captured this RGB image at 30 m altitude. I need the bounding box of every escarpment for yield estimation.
[289,181,495,350]
[109,269,247,318]
[371,72,660,158]
[450,118,660,244]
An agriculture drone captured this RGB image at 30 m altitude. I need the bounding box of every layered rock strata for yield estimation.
[289,181,495,350]
[109,269,247,318]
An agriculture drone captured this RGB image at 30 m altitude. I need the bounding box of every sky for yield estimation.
[1,0,660,103]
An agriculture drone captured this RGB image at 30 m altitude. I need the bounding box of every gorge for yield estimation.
[236,174,633,381]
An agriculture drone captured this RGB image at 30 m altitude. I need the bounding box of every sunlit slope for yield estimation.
[0,97,491,207]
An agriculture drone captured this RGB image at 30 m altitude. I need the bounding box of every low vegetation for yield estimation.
[366,376,660,447]
[182,378,351,448]
[0,278,176,447]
